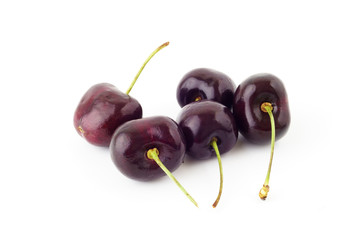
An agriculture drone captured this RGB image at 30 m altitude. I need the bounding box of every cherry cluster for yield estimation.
[73,42,291,208]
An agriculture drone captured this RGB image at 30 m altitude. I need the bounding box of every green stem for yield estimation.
[259,102,276,200]
[125,42,169,95]
[147,148,198,208]
[210,138,223,208]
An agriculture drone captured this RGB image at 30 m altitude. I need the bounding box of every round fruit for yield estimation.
[74,83,142,147]
[233,73,290,144]
[177,100,238,160]
[176,68,236,108]
[110,116,186,181]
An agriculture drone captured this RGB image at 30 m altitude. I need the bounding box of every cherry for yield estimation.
[110,116,198,207]
[177,100,238,207]
[73,83,142,147]
[176,68,236,108]
[73,42,169,147]
[232,73,290,200]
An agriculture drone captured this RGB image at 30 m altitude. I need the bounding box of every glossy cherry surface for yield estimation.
[176,68,236,108]
[74,83,142,147]
[177,100,238,160]
[232,73,290,144]
[110,116,186,181]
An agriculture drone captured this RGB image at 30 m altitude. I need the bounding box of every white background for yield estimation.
[1,0,359,239]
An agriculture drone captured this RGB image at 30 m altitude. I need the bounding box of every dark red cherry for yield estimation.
[233,73,290,200]
[177,100,238,160]
[73,42,169,147]
[176,68,236,108]
[74,83,142,147]
[110,116,198,206]
[177,100,238,207]
[233,73,290,144]
[110,116,185,181]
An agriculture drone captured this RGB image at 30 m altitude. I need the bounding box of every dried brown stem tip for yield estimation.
[259,185,270,200]
[159,41,170,48]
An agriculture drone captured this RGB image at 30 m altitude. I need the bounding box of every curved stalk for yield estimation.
[210,138,223,208]
[259,102,276,200]
[147,148,198,208]
[126,42,169,95]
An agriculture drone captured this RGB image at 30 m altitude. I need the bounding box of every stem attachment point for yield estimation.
[261,102,273,112]
[194,96,202,102]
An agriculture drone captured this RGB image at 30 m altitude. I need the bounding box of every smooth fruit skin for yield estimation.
[74,83,142,147]
[110,116,186,181]
[233,73,290,144]
[176,68,236,108]
[177,100,238,160]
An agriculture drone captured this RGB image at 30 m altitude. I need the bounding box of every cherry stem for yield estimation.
[259,102,275,200]
[125,42,170,95]
[210,137,223,208]
[147,148,198,208]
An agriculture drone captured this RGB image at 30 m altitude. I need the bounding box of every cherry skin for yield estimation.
[110,116,186,181]
[176,68,236,108]
[74,83,142,147]
[232,73,290,144]
[177,100,238,160]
